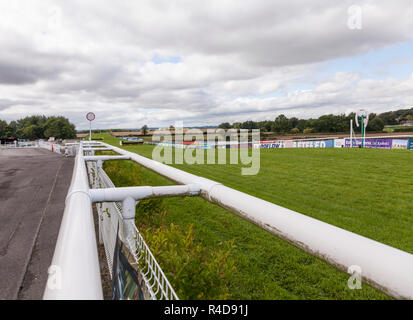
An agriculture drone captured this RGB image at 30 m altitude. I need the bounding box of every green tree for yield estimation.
[23,125,39,140]
[378,111,398,125]
[240,121,257,130]
[367,117,385,132]
[0,120,8,138]
[6,121,17,138]
[289,117,299,129]
[257,120,272,132]
[297,119,307,132]
[141,124,149,136]
[272,115,291,133]
[218,122,231,129]
[43,116,76,139]
[1,115,76,140]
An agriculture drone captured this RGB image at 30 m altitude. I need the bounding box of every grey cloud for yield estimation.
[0,45,87,85]
[0,98,38,111]
[112,1,413,67]
[0,63,43,85]
[1,0,413,129]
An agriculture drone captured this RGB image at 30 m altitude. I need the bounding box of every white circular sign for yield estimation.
[86,112,95,121]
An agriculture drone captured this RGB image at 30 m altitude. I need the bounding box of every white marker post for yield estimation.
[86,112,95,141]
[355,109,369,148]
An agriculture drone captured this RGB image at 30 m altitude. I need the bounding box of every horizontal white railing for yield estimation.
[0,141,38,148]
[43,143,103,300]
[84,155,130,161]
[89,184,200,202]
[100,141,413,299]
[90,164,180,300]
[38,141,64,154]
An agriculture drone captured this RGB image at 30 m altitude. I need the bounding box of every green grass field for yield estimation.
[383,125,413,133]
[91,132,413,299]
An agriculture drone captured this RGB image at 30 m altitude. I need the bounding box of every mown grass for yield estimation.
[91,132,413,299]
[383,125,413,133]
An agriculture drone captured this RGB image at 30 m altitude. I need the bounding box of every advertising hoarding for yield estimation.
[292,140,334,148]
[254,139,334,148]
[408,138,413,150]
[392,139,408,149]
[345,138,392,149]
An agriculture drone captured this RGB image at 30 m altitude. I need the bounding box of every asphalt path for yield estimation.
[0,148,74,300]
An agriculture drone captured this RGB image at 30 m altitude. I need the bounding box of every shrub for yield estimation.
[103,159,236,299]
[135,198,236,299]
[139,223,236,299]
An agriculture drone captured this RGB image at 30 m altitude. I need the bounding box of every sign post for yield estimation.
[86,112,95,141]
[355,109,369,148]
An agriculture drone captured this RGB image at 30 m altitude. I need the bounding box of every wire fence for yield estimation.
[86,160,179,300]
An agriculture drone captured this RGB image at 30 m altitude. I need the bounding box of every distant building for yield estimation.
[400,120,413,126]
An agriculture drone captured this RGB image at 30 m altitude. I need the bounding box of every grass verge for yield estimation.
[92,132,412,299]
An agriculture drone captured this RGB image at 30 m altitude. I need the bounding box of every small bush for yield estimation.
[140,223,236,299]
[136,198,167,229]
[135,197,236,299]
[103,159,236,299]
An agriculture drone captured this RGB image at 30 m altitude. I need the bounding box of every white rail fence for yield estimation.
[0,140,71,153]
[44,142,182,299]
[87,160,179,300]
[0,141,38,148]
[43,143,102,299]
[44,140,413,300]
[38,141,64,154]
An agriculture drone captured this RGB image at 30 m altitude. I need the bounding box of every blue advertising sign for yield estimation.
[254,139,334,148]
[259,142,284,148]
[345,138,392,149]
[408,138,413,150]
[292,139,334,148]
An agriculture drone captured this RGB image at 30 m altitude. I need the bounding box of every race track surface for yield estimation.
[0,148,74,299]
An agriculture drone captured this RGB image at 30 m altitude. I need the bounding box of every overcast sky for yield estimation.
[0,1,413,130]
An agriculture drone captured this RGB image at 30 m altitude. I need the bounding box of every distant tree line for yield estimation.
[0,115,76,140]
[218,107,413,134]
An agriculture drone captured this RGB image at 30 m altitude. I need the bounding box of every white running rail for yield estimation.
[43,143,103,300]
[0,141,38,148]
[87,160,179,300]
[44,141,179,300]
[38,141,64,154]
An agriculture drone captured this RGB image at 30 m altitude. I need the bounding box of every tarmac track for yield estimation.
[0,148,74,300]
